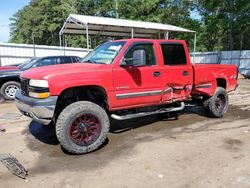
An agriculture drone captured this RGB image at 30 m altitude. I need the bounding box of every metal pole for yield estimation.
[63,34,65,56]
[86,24,89,51]
[59,34,62,55]
[115,0,119,18]
[164,32,169,39]
[32,32,36,58]
[193,33,197,64]
[131,28,134,38]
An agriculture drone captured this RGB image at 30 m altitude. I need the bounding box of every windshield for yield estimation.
[82,41,126,64]
[18,58,38,70]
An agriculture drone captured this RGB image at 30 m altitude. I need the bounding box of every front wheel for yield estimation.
[203,87,229,118]
[56,101,110,154]
[0,81,20,100]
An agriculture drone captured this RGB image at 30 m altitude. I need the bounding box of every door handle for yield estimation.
[182,70,189,76]
[153,71,161,77]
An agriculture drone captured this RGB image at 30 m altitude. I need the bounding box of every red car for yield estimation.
[15,39,238,154]
[0,65,19,71]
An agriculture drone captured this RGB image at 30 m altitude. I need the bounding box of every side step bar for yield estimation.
[111,102,185,120]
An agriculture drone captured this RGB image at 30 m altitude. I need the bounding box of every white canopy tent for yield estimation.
[59,14,197,60]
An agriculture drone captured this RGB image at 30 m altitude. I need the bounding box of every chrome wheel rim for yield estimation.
[5,85,19,98]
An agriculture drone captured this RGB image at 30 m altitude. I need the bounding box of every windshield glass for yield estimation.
[19,58,38,70]
[82,41,126,64]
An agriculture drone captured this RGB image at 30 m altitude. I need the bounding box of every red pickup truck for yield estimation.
[15,39,237,154]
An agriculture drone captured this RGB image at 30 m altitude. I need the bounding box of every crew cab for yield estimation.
[15,39,238,154]
[0,56,80,100]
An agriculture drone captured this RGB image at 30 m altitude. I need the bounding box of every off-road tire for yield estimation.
[203,87,229,118]
[56,101,110,154]
[0,81,20,100]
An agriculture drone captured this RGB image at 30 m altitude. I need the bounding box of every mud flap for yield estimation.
[0,154,28,179]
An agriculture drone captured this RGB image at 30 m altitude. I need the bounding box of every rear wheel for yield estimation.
[203,87,228,118]
[0,81,20,100]
[56,101,110,154]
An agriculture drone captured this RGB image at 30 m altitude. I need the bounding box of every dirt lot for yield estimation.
[0,79,249,188]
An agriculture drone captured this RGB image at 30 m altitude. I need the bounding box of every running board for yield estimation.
[111,102,185,120]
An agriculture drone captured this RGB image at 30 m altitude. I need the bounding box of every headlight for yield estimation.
[29,79,49,88]
[28,79,50,99]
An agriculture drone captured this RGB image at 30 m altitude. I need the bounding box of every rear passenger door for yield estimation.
[160,43,193,101]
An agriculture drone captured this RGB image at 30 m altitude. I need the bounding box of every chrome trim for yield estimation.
[116,90,162,99]
[173,86,184,90]
[164,87,173,94]
[195,83,212,89]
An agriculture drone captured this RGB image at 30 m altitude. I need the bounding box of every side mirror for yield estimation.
[132,49,146,66]
[121,49,146,67]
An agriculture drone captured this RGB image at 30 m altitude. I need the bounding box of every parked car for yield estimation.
[15,39,238,154]
[0,60,32,71]
[0,65,19,71]
[0,56,80,99]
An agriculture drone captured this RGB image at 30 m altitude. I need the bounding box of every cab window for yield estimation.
[125,43,156,66]
[161,44,187,65]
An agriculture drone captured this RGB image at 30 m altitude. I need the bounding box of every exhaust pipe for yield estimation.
[111,102,185,120]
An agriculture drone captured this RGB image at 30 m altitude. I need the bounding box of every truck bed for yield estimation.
[192,64,238,96]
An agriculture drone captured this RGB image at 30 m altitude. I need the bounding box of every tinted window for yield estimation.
[36,58,58,67]
[161,44,186,65]
[72,57,80,62]
[60,57,73,64]
[125,43,156,66]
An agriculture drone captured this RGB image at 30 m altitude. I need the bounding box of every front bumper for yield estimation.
[15,90,58,125]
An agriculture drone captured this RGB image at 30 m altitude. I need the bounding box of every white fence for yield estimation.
[0,43,89,66]
[192,50,250,76]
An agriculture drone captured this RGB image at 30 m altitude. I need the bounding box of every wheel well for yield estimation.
[216,78,227,89]
[54,86,108,121]
[0,79,20,88]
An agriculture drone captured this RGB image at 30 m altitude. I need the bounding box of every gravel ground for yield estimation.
[0,79,249,188]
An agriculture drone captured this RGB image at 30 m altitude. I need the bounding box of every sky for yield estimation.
[0,0,30,42]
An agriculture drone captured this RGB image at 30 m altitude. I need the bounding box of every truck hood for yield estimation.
[21,63,113,80]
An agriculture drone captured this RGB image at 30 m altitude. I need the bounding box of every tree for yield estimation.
[9,0,249,51]
[196,0,250,51]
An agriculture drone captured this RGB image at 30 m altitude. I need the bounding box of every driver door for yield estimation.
[112,42,162,109]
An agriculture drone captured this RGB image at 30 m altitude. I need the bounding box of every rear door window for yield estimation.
[161,44,187,65]
[60,57,73,64]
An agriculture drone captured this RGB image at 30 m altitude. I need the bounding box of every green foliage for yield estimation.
[9,0,250,51]
[196,0,250,51]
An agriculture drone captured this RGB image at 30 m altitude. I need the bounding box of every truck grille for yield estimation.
[20,78,29,96]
